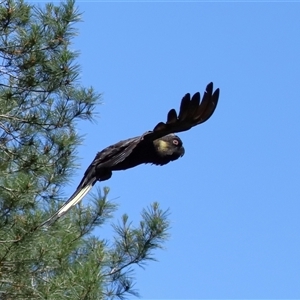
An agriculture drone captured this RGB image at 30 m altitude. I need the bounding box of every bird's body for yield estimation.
[41,82,219,226]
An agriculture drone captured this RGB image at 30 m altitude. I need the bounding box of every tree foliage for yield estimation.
[0,0,170,299]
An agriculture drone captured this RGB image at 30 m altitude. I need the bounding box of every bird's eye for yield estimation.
[173,139,179,146]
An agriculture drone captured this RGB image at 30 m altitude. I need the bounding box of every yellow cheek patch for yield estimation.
[157,140,169,151]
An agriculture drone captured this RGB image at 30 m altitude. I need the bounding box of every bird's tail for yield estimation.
[40,178,95,227]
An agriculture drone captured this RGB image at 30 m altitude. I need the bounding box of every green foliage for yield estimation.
[0,0,171,299]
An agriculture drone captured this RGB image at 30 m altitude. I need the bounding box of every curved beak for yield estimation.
[180,146,185,157]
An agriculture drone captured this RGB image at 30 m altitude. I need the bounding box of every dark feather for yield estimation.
[151,82,219,137]
[178,93,191,121]
[167,109,178,124]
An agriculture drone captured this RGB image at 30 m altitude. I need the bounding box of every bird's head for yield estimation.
[153,134,185,165]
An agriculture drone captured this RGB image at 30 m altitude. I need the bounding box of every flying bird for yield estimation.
[41,82,220,226]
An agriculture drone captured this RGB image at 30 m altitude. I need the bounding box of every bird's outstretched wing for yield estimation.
[144,81,219,142]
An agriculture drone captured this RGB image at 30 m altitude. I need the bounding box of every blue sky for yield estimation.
[64,2,300,298]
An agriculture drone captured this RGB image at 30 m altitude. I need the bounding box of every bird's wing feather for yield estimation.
[76,137,140,188]
[146,82,219,141]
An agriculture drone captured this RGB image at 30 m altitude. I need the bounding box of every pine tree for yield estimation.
[0,0,170,298]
